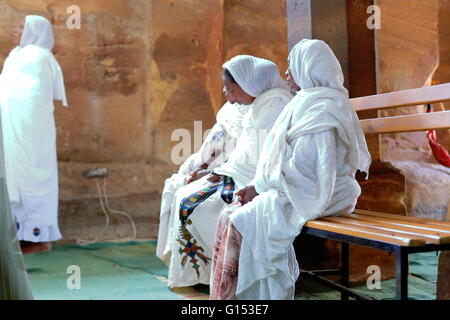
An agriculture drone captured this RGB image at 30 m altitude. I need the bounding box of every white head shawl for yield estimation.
[288,39,371,176]
[11,15,68,107]
[288,39,349,97]
[223,55,288,97]
[20,15,55,50]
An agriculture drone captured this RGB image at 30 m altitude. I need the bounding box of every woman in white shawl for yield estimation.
[166,55,293,288]
[157,100,251,264]
[210,39,371,300]
[0,16,68,254]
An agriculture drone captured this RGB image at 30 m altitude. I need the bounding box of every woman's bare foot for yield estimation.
[21,242,52,255]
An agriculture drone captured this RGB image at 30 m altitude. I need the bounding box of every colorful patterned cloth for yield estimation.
[220,175,235,204]
[177,175,235,278]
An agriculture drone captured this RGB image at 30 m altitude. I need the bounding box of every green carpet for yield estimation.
[23,241,439,300]
[24,241,180,300]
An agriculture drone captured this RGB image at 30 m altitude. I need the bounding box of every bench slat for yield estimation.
[320,217,439,244]
[360,110,450,134]
[304,220,426,247]
[329,216,450,245]
[354,209,450,229]
[351,83,450,112]
[345,213,450,234]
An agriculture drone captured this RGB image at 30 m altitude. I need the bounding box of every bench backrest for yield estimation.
[350,83,450,134]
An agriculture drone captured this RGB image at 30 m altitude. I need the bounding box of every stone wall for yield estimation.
[287,0,448,283]
[434,0,450,150]
[223,0,288,74]
[0,0,288,241]
[375,0,450,221]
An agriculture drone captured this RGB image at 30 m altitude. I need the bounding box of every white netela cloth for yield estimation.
[168,90,291,287]
[165,55,292,287]
[223,55,289,98]
[157,102,250,264]
[214,55,292,188]
[213,88,293,188]
[229,39,371,299]
[0,15,67,242]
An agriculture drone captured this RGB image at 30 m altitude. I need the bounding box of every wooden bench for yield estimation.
[300,83,450,300]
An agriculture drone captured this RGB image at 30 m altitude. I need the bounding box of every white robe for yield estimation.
[0,44,67,242]
[156,102,250,264]
[167,88,292,287]
[228,39,371,300]
[230,88,371,300]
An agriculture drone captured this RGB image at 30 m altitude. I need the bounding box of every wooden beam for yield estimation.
[354,209,450,228]
[322,216,450,245]
[351,83,450,112]
[304,219,426,246]
[360,110,450,134]
[345,214,450,233]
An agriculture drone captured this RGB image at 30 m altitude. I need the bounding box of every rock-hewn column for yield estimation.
[286,0,349,86]
[346,0,406,217]
[287,0,311,50]
[374,0,449,221]
[375,0,439,165]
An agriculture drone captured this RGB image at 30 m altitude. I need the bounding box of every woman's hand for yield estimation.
[235,185,259,206]
[207,173,221,183]
[187,169,211,184]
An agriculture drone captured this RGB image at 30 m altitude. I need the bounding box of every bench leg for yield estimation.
[341,242,349,300]
[396,248,409,300]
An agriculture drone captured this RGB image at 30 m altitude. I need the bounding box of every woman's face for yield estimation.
[222,75,255,106]
[13,18,25,46]
[285,67,301,92]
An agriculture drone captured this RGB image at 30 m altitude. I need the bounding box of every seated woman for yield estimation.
[166,55,293,288]
[210,39,372,300]
[157,99,251,265]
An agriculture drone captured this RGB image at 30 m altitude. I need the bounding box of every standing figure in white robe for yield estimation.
[0,16,68,254]
[157,101,251,265]
[167,55,293,288]
[210,39,372,300]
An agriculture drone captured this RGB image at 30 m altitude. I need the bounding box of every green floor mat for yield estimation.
[24,241,180,300]
[410,251,439,283]
[85,241,168,278]
[23,242,440,300]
